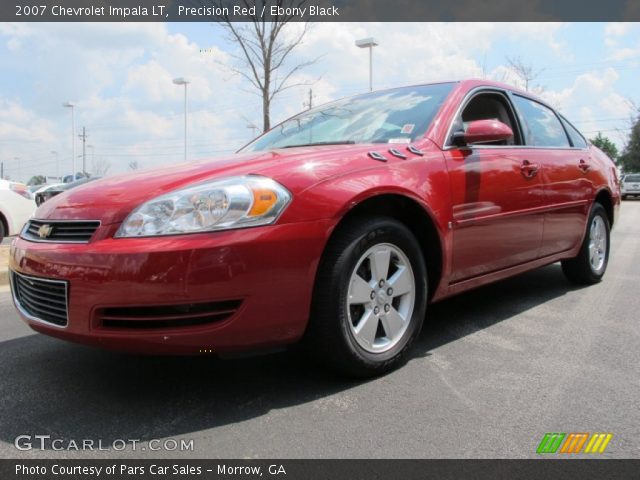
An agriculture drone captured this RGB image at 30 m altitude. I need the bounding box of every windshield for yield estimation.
[242,83,455,152]
[625,174,640,182]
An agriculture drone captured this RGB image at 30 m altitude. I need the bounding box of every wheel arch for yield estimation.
[594,188,614,228]
[322,193,445,302]
[0,210,9,237]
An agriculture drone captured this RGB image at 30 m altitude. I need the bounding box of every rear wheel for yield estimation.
[0,219,5,243]
[561,203,610,285]
[307,217,427,377]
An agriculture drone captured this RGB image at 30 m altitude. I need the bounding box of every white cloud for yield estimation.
[599,92,633,117]
[605,22,631,38]
[0,21,635,181]
[608,47,640,61]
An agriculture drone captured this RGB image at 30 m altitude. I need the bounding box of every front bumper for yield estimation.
[9,220,332,354]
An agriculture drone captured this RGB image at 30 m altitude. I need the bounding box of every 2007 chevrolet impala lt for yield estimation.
[10,80,620,376]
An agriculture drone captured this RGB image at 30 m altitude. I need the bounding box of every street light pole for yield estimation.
[51,151,59,180]
[14,156,20,182]
[173,78,190,161]
[355,37,379,92]
[87,145,94,175]
[63,102,75,179]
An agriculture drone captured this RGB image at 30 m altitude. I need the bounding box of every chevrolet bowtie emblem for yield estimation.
[38,224,53,238]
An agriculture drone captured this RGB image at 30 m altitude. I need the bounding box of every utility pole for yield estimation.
[303,88,314,110]
[1,162,3,179]
[78,127,88,176]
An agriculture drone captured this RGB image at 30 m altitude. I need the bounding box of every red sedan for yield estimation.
[10,80,620,376]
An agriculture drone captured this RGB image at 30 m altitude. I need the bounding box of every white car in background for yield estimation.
[621,174,640,200]
[0,179,36,241]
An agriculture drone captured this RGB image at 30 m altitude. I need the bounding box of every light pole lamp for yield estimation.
[355,37,379,92]
[63,101,75,178]
[173,77,190,161]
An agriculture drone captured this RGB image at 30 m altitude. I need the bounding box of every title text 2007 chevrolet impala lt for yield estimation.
[10,80,620,376]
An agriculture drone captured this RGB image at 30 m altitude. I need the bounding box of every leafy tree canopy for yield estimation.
[27,175,46,186]
[589,132,618,163]
[619,113,640,173]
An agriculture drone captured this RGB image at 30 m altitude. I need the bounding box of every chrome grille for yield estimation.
[22,219,100,243]
[10,271,68,327]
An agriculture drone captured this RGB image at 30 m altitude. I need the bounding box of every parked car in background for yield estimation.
[9,80,620,377]
[621,173,640,199]
[35,177,101,207]
[0,179,36,241]
[62,172,89,184]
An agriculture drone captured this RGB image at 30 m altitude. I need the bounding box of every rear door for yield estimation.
[444,89,545,283]
[510,95,592,257]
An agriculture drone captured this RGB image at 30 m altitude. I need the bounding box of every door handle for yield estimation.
[578,159,591,173]
[520,160,539,178]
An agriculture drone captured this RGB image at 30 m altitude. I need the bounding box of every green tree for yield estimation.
[27,175,46,186]
[620,114,640,172]
[590,132,619,163]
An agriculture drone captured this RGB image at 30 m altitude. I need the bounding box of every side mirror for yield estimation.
[452,119,514,146]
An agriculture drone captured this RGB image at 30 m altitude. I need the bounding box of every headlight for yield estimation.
[116,175,291,238]
[10,183,34,200]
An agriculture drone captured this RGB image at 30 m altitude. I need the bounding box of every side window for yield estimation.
[512,95,570,148]
[451,92,522,146]
[559,116,588,148]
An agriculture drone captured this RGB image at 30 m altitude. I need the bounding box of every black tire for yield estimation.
[306,216,427,377]
[0,219,5,243]
[621,195,627,200]
[561,203,610,285]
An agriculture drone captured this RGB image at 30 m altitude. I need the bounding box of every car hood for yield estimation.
[35,144,398,224]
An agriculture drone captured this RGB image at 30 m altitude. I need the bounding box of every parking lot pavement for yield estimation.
[0,201,639,459]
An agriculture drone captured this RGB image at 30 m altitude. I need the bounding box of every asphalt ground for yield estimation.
[0,201,638,459]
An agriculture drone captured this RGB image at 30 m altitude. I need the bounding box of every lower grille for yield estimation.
[97,300,242,329]
[11,271,68,327]
[23,219,100,243]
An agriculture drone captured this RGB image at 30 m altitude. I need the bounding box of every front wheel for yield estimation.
[561,203,610,285]
[307,217,427,377]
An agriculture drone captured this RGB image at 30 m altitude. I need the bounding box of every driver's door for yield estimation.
[444,91,545,283]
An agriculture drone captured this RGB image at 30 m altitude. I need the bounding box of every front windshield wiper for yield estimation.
[280,140,356,148]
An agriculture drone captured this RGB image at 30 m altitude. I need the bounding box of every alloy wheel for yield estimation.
[346,243,416,353]
[588,215,607,273]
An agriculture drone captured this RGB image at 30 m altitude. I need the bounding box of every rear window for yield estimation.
[512,95,570,148]
[559,116,587,148]
[624,175,640,182]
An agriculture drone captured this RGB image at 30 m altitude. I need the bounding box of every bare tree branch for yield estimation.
[92,157,111,176]
[506,56,545,92]
[215,0,319,132]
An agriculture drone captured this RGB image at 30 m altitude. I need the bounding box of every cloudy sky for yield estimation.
[0,22,639,182]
